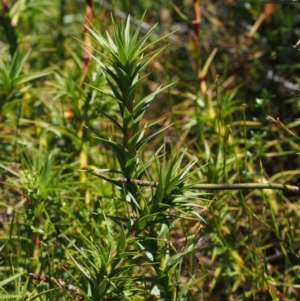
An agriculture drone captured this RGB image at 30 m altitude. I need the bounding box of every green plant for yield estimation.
[1,1,300,300]
[0,50,51,122]
[60,14,208,300]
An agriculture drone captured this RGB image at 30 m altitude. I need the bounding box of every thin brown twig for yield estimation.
[248,3,276,38]
[192,0,201,53]
[29,273,83,299]
[2,0,9,13]
[83,0,93,73]
[191,0,206,93]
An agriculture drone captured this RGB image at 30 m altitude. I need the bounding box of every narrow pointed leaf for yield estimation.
[12,70,52,86]
[0,68,11,92]
[9,50,30,79]
[135,124,173,150]
[134,83,174,112]
[93,106,124,133]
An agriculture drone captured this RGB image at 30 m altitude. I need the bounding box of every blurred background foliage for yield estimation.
[1,0,300,300]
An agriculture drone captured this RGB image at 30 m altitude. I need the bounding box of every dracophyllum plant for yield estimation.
[87,15,173,211]
[73,15,205,301]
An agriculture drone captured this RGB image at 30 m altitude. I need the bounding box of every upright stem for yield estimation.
[82,0,93,77]
[192,0,206,93]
